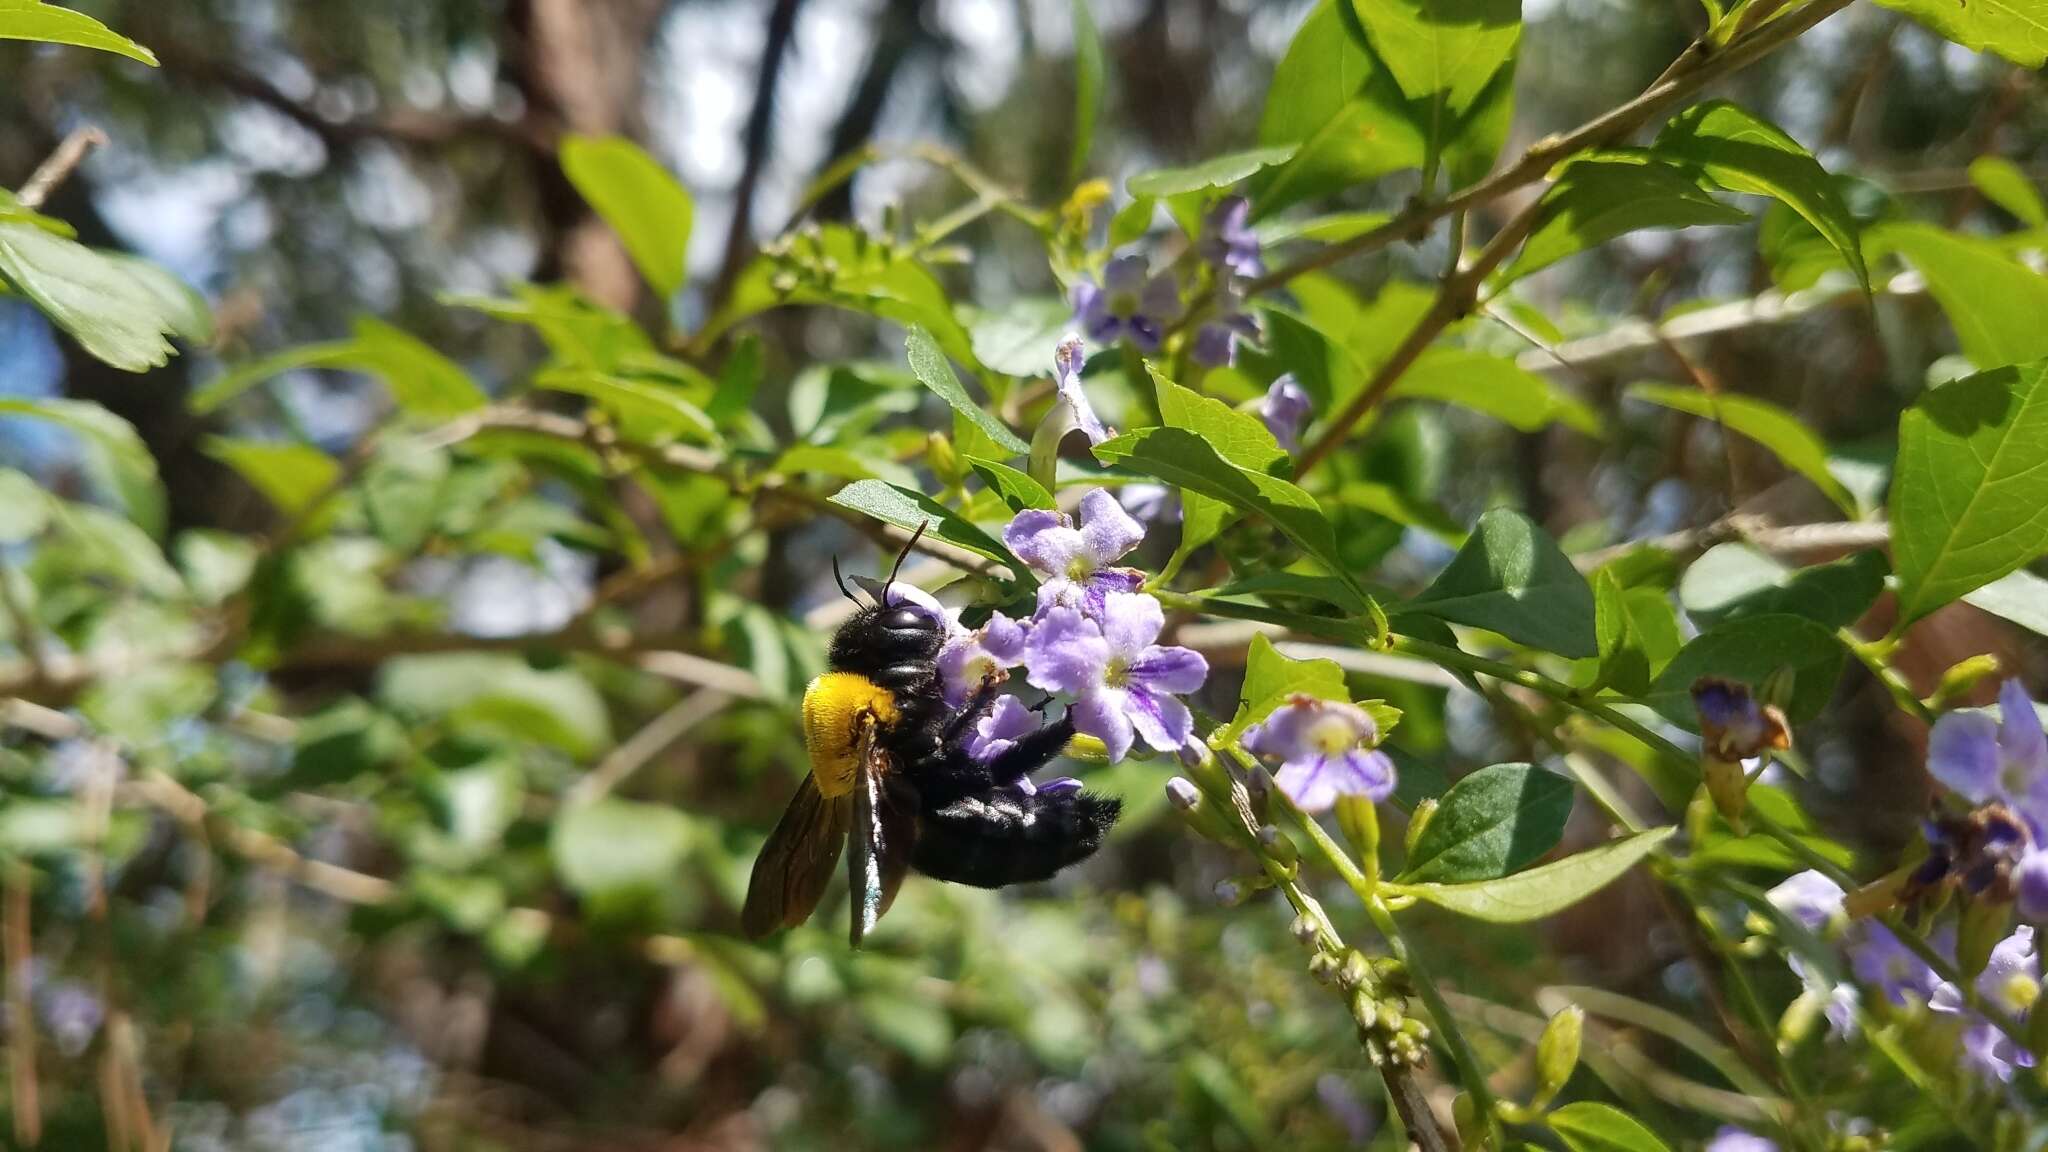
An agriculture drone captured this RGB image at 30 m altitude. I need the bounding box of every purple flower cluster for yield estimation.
[1241,695,1397,814]
[1072,255,1178,353]
[1191,198,1264,367]
[1068,195,1267,366]
[1925,680,2048,917]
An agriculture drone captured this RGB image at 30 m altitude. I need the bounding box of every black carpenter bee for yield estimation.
[742,528,1121,947]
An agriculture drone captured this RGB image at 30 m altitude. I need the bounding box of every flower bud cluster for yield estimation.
[1303,942,1427,1068]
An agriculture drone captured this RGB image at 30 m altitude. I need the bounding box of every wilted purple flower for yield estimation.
[1003,488,1147,615]
[1692,677,1789,762]
[1928,680,2048,833]
[1050,333,1109,445]
[1767,870,1845,934]
[1072,255,1179,353]
[1847,922,1942,1007]
[1931,926,2038,1083]
[1242,696,1397,813]
[1259,375,1312,454]
[938,610,1028,708]
[1705,1128,1778,1152]
[1200,196,1263,280]
[1191,283,1261,367]
[1023,594,1207,763]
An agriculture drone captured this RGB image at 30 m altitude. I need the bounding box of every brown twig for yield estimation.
[15,125,107,210]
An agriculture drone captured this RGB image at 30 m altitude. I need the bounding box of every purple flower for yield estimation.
[967,694,1038,763]
[1191,283,1261,368]
[1931,926,2038,1083]
[1928,680,2048,833]
[1003,488,1148,615]
[937,610,1028,708]
[1767,870,1845,934]
[1050,333,1109,445]
[1242,696,1397,813]
[1023,593,1207,763]
[1199,196,1263,280]
[1692,677,1789,762]
[1258,375,1312,454]
[2019,851,2048,920]
[1118,482,1178,525]
[1072,255,1179,353]
[1847,922,1941,1007]
[1705,1128,1778,1152]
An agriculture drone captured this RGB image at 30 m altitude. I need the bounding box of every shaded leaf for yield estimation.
[1403,508,1597,658]
[1679,544,1886,630]
[1399,762,1573,883]
[1386,828,1673,922]
[1645,614,1845,729]
[1627,383,1856,514]
[1499,157,1746,285]
[967,456,1056,511]
[1069,0,1104,183]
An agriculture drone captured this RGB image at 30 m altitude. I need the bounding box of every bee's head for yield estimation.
[829,523,947,689]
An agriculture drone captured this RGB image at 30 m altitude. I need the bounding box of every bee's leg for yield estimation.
[972,714,1075,792]
[940,680,1001,745]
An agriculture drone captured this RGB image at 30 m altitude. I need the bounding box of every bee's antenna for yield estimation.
[882,521,928,605]
[831,555,861,606]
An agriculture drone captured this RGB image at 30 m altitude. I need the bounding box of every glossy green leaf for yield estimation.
[827,479,1023,575]
[906,325,1028,455]
[1645,613,1845,728]
[1399,762,1573,883]
[1393,348,1603,436]
[1882,222,2048,369]
[1127,146,1299,198]
[1970,156,2047,226]
[1346,0,1521,175]
[1154,368,1289,563]
[1222,632,1352,740]
[1069,0,1103,183]
[0,0,156,63]
[967,456,1056,511]
[1250,0,1424,216]
[1403,508,1597,658]
[1548,1101,1675,1152]
[0,222,208,372]
[1872,0,2048,66]
[1207,572,1371,616]
[1499,157,1746,285]
[1965,568,2048,636]
[1654,101,1867,292]
[0,396,165,536]
[708,332,761,425]
[1387,827,1672,922]
[1892,360,2048,622]
[1584,569,1682,695]
[203,438,340,517]
[1679,544,1886,630]
[1628,383,1856,514]
[560,135,693,299]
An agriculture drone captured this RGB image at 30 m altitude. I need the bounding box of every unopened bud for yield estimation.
[1337,950,1372,992]
[1215,879,1243,905]
[1166,777,1201,812]
[1453,1094,1481,1146]
[1934,654,2004,710]
[1958,896,2013,980]
[1532,1005,1583,1109]
[1309,952,1341,985]
[1376,997,1405,1031]
[1259,824,1299,867]
[1349,990,1378,1031]
[1290,914,1320,947]
[1703,755,1750,833]
[1404,798,1438,858]
[1335,794,1381,883]
[925,432,963,486]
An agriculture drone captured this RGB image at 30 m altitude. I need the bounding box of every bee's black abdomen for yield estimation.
[911,789,1122,889]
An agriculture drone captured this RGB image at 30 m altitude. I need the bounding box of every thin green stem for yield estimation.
[1842,630,1937,726]
[1370,897,1504,1146]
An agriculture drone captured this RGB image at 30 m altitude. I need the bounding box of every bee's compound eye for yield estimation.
[879,607,937,632]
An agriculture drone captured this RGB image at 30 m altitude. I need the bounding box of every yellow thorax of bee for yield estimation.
[802,672,901,798]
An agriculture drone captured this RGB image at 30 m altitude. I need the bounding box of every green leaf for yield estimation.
[534,368,717,443]
[1653,101,1867,292]
[1644,613,1845,729]
[1399,762,1573,883]
[966,298,1070,377]
[79,662,216,748]
[1627,383,1856,514]
[967,456,1056,511]
[827,479,1023,576]
[1891,360,2048,623]
[1970,156,2047,227]
[1585,571,1682,695]
[349,316,489,416]
[1402,508,1597,658]
[1091,427,1363,604]
[1393,348,1603,436]
[0,222,206,372]
[0,0,156,63]
[1250,0,1424,216]
[1966,568,2048,636]
[559,134,694,299]
[190,341,358,414]
[1548,1101,1675,1152]
[1153,368,1290,563]
[551,799,695,910]
[708,332,762,425]
[1069,0,1104,183]
[1872,0,2048,66]
[1679,544,1886,630]
[1498,157,1746,285]
[380,654,613,758]
[1346,0,1521,176]
[0,396,164,535]
[1209,571,1370,615]
[1127,146,1300,198]
[48,501,182,596]
[0,470,49,544]
[1881,222,2048,369]
[203,438,340,517]
[1223,632,1351,740]
[0,800,88,858]
[361,438,452,554]
[906,325,1028,455]
[857,991,956,1067]
[1386,827,1672,922]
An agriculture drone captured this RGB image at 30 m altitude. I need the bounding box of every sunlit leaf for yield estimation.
[1498,157,1746,285]
[0,0,156,63]
[0,222,207,372]
[1549,1101,1675,1152]
[1627,383,1856,514]
[1346,0,1521,177]
[1386,827,1673,922]
[203,438,340,517]
[1644,613,1844,728]
[1394,348,1603,436]
[1872,0,2048,66]
[1127,146,1299,198]
[906,325,1028,455]
[1402,508,1597,658]
[1250,0,1424,216]
[1881,222,2048,369]
[560,134,694,299]
[1398,762,1573,884]
[0,396,165,535]
[1970,156,2047,226]
[1069,0,1104,183]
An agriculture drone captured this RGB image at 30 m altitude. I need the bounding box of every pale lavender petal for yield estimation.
[1096,591,1165,661]
[1275,755,1340,813]
[1079,568,1145,618]
[1998,678,2048,778]
[1980,926,2038,1009]
[1191,324,1235,367]
[937,637,983,709]
[1705,1129,1778,1152]
[968,695,1040,763]
[1928,711,2002,803]
[1331,748,1396,802]
[1243,698,1319,763]
[1004,509,1087,578]
[1073,688,1135,763]
[1077,487,1146,566]
[980,612,1028,664]
[1127,686,1194,752]
[1766,869,1845,933]
[1038,776,1083,794]
[1053,333,1109,444]
[1130,645,1209,695]
[1103,253,1147,296]
[2019,851,2048,921]
[1023,606,1110,695]
[1259,375,1311,454]
[1140,268,1181,325]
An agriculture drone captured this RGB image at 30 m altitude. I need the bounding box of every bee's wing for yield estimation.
[742,773,850,939]
[847,725,918,948]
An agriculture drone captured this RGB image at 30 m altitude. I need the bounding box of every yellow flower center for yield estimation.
[2000,973,2040,1014]
[1104,657,1131,690]
[1306,714,1357,757]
